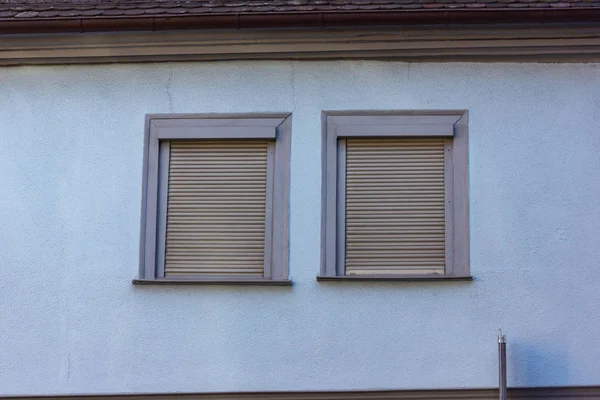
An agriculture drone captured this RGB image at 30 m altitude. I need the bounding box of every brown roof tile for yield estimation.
[79,8,102,14]
[61,9,82,14]
[14,9,37,15]
[36,9,59,15]
[0,0,572,12]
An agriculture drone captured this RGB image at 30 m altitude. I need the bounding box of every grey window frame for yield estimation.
[136,113,292,285]
[319,110,470,282]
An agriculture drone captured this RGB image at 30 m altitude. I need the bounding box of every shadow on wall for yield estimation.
[510,341,568,386]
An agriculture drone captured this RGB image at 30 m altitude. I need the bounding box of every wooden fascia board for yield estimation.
[1,24,600,65]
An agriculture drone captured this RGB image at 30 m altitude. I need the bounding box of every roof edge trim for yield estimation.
[2,23,600,65]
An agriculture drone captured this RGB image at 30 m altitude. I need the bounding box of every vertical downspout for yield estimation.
[498,329,507,400]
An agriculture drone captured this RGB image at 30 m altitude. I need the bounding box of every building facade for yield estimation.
[0,3,599,398]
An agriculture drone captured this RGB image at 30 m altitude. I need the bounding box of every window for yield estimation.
[137,114,291,285]
[319,111,469,281]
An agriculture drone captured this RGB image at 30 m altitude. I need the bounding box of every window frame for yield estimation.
[319,110,470,281]
[136,113,292,285]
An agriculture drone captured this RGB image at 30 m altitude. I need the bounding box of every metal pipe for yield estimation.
[498,329,507,400]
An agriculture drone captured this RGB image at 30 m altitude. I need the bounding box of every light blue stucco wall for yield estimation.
[0,61,599,395]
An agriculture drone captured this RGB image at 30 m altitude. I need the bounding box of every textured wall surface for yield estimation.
[0,61,599,395]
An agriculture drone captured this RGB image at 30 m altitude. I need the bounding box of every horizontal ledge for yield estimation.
[2,386,599,399]
[132,278,292,286]
[316,275,473,282]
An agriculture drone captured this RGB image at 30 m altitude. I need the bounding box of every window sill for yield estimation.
[133,278,293,286]
[316,275,473,282]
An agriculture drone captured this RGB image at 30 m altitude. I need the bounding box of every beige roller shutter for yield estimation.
[345,138,446,275]
[164,140,268,277]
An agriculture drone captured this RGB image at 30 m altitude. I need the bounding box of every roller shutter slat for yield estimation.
[345,138,446,276]
[164,140,267,277]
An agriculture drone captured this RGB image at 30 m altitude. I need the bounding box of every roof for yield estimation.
[1,0,599,18]
[0,0,599,34]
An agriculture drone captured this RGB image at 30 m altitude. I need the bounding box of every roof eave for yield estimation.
[1,8,600,35]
